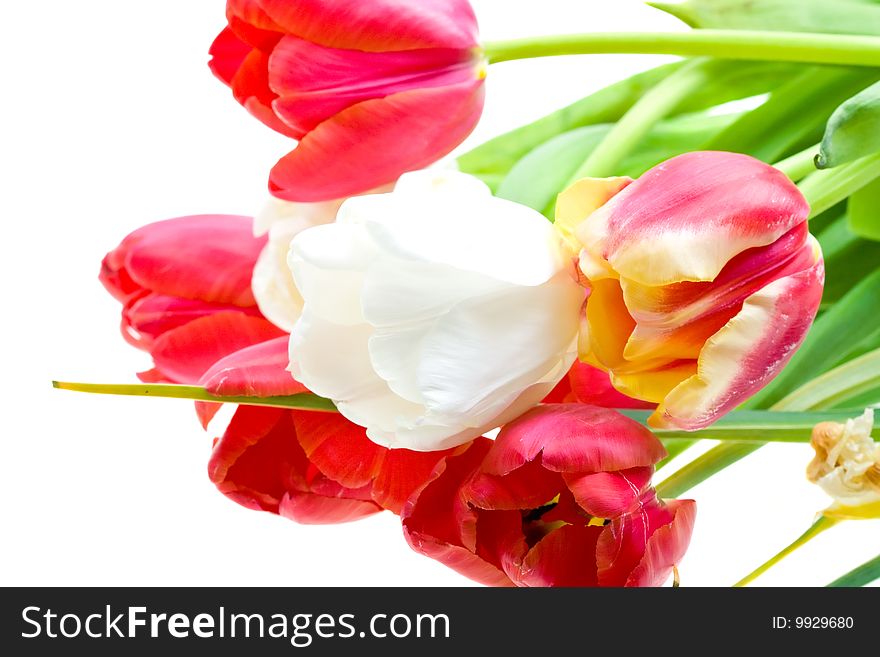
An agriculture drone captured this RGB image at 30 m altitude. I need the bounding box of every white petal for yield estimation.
[251,240,302,332]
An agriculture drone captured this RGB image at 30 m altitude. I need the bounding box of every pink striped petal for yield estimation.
[627,499,697,587]
[105,215,265,306]
[651,245,824,430]
[482,405,666,477]
[269,35,478,134]
[257,0,479,52]
[199,336,306,397]
[562,467,655,518]
[150,311,285,383]
[268,80,484,201]
[577,151,810,286]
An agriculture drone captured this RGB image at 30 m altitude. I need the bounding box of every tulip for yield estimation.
[99,215,285,383]
[808,408,880,518]
[288,170,585,451]
[543,360,655,409]
[208,0,486,201]
[559,151,825,430]
[402,404,696,586]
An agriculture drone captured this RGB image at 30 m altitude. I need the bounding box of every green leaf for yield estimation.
[799,152,880,217]
[827,553,880,587]
[649,0,880,36]
[457,60,799,184]
[707,67,880,163]
[818,214,880,305]
[744,267,880,409]
[848,176,880,239]
[495,112,735,216]
[817,79,880,168]
[772,346,880,410]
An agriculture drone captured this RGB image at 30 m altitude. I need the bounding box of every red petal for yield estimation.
[257,0,479,51]
[515,524,602,587]
[268,80,484,201]
[208,406,305,513]
[568,361,654,409]
[105,215,264,306]
[627,499,697,587]
[483,404,666,477]
[596,497,675,587]
[231,49,304,139]
[199,336,307,397]
[279,492,381,524]
[150,311,285,383]
[372,447,453,514]
[563,467,655,518]
[269,35,477,134]
[226,0,284,50]
[195,401,222,430]
[292,410,385,489]
[465,459,564,511]
[208,26,253,86]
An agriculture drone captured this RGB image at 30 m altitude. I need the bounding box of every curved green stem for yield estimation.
[569,58,712,179]
[773,144,820,182]
[798,152,880,217]
[734,515,840,587]
[483,30,880,67]
[827,553,880,587]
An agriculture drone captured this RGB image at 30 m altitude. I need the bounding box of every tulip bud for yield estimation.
[560,151,825,430]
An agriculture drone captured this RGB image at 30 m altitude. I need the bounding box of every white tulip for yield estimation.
[287,170,585,451]
[251,197,346,331]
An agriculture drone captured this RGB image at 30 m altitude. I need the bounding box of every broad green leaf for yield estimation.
[457,60,799,185]
[848,176,880,239]
[495,112,735,216]
[817,214,880,304]
[650,0,880,36]
[744,267,880,409]
[772,347,880,410]
[707,67,880,163]
[827,553,880,587]
[817,79,880,168]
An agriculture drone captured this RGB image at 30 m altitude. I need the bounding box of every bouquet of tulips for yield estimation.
[58,0,880,587]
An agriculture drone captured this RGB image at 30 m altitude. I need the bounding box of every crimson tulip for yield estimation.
[402,404,695,586]
[209,0,485,201]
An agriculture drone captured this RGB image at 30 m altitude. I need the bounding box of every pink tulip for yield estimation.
[559,152,825,430]
[209,0,485,201]
[99,215,285,383]
[402,404,696,587]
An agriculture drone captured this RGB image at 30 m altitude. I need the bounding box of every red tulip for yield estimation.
[99,215,285,383]
[544,360,655,409]
[402,404,696,586]
[209,0,485,201]
[558,152,824,430]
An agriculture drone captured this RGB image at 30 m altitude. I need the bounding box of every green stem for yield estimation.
[773,144,819,182]
[798,152,880,218]
[656,442,757,498]
[734,516,840,587]
[827,553,880,587]
[569,58,712,179]
[52,381,338,412]
[483,31,880,67]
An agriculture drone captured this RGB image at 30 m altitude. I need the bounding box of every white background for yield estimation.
[2,0,877,587]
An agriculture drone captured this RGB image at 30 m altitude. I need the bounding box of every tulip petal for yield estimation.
[596,497,674,587]
[208,27,253,86]
[563,467,655,518]
[516,524,602,587]
[257,0,479,51]
[150,311,285,383]
[555,176,631,253]
[269,80,484,201]
[544,360,655,409]
[279,491,381,524]
[106,215,265,307]
[269,35,478,134]
[483,405,666,477]
[231,48,304,139]
[372,447,455,514]
[651,246,824,429]
[466,460,565,511]
[195,401,222,430]
[199,336,305,397]
[577,151,810,286]
[626,499,696,587]
[226,0,284,50]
